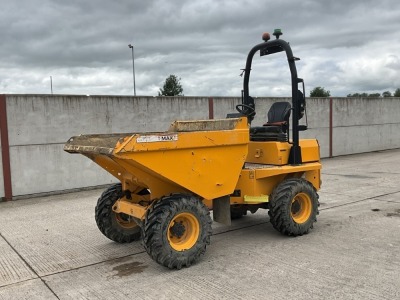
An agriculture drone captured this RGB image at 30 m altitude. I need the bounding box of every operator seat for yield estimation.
[250,101,291,142]
[263,101,291,131]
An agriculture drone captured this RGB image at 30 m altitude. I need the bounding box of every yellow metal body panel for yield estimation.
[247,142,290,165]
[231,162,322,205]
[113,198,147,220]
[112,118,249,200]
[300,139,321,163]
[244,195,269,203]
[246,139,320,165]
[305,169,321,190]
[249,162,321,179]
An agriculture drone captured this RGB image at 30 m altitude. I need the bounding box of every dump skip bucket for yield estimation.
[65,118,249,200]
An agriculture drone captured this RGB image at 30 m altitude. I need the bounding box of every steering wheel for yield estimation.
[236,103,256,117]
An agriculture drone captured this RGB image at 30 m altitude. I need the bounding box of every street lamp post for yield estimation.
[128,44,136,96]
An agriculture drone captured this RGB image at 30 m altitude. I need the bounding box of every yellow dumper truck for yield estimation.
[64,30,321,269]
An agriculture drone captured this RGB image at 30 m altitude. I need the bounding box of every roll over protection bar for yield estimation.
[241,31,305,164]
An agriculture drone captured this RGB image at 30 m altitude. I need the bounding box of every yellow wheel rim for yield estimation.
[114,212,137,229]
[290,193,312,224]
[167,212,200,251]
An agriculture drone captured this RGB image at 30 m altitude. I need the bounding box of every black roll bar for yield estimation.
[242,37,303,165]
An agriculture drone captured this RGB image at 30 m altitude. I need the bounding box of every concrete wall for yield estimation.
[1,94,400,198]
[5,95,210,196]
[332,98,400,156]
[300,98,331,158]
[0,129,4,198]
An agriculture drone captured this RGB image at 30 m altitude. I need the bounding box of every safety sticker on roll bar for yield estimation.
[136,134,178,143]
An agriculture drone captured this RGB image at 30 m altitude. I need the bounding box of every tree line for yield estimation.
[310,86,400,98]
[347,89,400,98]
[158,75,400,98]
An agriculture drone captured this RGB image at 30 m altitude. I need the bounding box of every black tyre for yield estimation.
[95,183,141,243]
[268,178,319,236]
[142,194,212,269]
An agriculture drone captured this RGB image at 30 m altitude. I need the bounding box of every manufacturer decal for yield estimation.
[136,134,178,143]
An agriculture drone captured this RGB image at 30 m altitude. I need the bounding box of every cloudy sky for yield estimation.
[1,0,399,97]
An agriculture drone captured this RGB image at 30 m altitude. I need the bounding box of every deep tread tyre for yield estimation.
[95,183,141,243]
[268,178,319,236]
[142,194,212,269]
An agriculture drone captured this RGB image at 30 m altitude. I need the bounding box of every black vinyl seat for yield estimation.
[250,102,291,142]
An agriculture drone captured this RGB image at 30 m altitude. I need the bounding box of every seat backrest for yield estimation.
[267,102,291,124]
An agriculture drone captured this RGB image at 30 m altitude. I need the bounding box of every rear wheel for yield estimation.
[268,178,319,236]
[95,183,141,243]
[142,194,212,269]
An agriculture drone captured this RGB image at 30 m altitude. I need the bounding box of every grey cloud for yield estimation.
[1,0,400,96]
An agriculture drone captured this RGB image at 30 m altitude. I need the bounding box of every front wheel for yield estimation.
[268,178,319,236]
[142,194,212,269]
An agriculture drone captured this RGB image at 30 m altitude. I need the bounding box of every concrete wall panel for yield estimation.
[333,124,400,156]
[6,95,209,147]
[333,98,400,127]
[2,95,400,197]
[9,144,116,196]
[0,130,4,198]
[304,98,331,129]
[213,97,241,119]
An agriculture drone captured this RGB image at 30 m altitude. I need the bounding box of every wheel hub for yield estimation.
[291,200,301,215]
[114,212,137,229]
[167,212,200,251]
[170,221,186,238]
[290,193,312,224]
